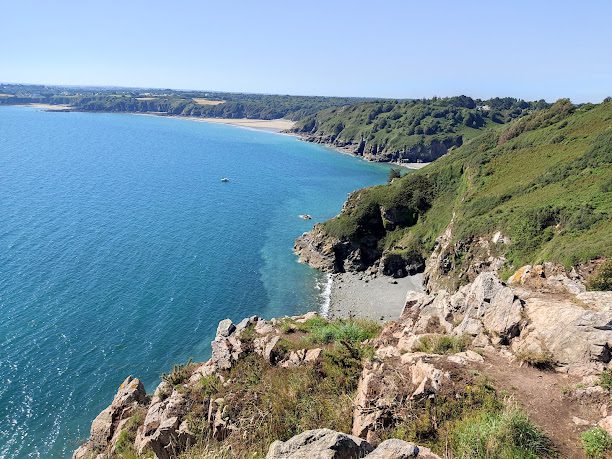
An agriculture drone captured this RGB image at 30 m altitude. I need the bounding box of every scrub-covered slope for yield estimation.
[295,99,612,289]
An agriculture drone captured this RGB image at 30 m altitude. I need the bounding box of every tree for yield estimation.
[388,168,402,183]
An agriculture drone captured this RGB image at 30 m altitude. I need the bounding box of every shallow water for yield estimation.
[0,106,391,458]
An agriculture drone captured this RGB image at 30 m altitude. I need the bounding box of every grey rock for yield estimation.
[216,319,236,338]
[266,428,373,459]
[367,439,420,458]
[368,438,440,458]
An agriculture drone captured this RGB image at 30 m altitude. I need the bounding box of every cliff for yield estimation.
[294,99,612,290]
[74,265,611,458]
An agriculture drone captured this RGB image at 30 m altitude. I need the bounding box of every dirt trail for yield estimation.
[477,351,606,458]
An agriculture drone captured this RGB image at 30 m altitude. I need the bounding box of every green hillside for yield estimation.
[292,96,548,162]
[316,99,612,285]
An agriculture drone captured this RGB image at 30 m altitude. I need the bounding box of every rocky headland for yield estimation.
[74,263,611,458]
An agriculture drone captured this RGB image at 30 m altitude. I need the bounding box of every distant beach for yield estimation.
[153,114,295,132]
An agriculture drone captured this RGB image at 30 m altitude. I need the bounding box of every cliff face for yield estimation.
[297,132,460,163]
[75,266,611,459]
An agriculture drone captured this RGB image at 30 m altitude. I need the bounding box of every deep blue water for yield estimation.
[0,106,391,458]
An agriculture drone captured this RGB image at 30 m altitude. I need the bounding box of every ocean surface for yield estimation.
[0,106,392,458]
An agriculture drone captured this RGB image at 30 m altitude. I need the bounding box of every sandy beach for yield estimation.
[327,272,424,321]
[183,116,295,132]
[25,103,72,111]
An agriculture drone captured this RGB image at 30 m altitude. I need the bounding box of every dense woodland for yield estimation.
[291,96,550,162]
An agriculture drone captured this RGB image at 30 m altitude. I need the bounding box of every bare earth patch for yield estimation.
[193,98,225,105]
[477,351,605,458]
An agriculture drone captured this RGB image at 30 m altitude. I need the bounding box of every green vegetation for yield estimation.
[588,260,612,291]
[162,359,196,387]
[114,411,152,459]
[413,334,470,354]
[184,342,372,457]
[293,96,547,162]
[599,369,612,392]
[581,427,612,458]
[0,83,370,121]
[317,99,612,286]
[452,403,553,459]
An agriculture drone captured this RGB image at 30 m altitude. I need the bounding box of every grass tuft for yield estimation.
[581,427,612,459]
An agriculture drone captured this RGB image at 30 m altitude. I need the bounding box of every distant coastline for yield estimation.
[16,103,427,168]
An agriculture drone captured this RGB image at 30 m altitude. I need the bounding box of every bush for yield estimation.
[453,404,553,458]
[413,334,470,354]
[581,427,612,458]
[162,360,195,387]
[588,260,612,291]
[515,349,555,370]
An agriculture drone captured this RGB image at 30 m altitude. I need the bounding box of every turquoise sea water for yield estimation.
[0,106,391,458]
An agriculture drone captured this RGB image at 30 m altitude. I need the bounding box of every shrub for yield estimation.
[588,260,612,291]
[162,360,195,387]
[581,427,612,458]
[515,349,555,370]
[452,403,553,458]
[413,334,470,354]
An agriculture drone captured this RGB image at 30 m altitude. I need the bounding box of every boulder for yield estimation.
[599,415,612,435]
[367,439,441,458]
[216,319,236,338]
[481,287,524,342]
[266,428,374,459]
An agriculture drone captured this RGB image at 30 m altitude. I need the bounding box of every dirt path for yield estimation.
[477,351,604,458]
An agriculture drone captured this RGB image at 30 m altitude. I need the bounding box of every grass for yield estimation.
[581,427,612,458]
[413,334,470,354]
[278,317,380,346]
[183,341,369,458]
[113,410,152,459]
[162,359,196,388]
[452,403,553,458]
[599,370,612,391]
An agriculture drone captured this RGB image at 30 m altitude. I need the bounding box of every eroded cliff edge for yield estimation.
[75,266,611,458]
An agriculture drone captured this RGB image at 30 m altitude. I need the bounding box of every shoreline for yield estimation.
[324,271,424,321]
[9,104,431,168]
[135,112,295,133]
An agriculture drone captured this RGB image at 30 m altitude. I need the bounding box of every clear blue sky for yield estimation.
[1,0,610,102]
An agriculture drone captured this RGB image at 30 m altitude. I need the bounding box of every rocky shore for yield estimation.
[328,272,424,321]
[74,264,611,459]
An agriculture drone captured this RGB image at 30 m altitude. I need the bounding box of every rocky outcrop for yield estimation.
[73,376,148,459]
[75,265,610,458]
[296,131,459,164]
[401,269,612,375]
[265,429,440,459]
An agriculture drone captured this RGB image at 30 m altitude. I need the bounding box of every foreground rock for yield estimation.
[75,265,610,458]
[266,429,439,459]
[74,376,149,459]
[400,269,611,375]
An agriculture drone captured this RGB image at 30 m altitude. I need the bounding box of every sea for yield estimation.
[0,106,393,458]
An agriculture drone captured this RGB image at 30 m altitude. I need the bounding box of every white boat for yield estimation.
[221,177,230,182]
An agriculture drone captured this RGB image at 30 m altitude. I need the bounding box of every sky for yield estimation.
[0,0,610,102]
